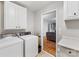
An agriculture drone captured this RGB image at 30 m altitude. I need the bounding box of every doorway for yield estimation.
[41,10,56,56]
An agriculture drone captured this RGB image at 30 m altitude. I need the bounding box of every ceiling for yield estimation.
[44,11,56,23]
[16,1,56,12]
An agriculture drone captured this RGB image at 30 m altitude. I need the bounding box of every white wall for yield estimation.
[26,9,34,34]
[34,2,57,35]
[33,2,65,42]
[34,11,41,35]
[56,2,65,42]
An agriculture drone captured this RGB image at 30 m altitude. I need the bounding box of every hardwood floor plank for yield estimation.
[43,36,56,56]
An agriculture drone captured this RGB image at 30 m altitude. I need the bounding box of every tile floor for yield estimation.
[37,51,54,57]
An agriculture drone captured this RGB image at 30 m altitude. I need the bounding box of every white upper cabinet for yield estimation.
[4,2,27,29]
[15,4,27,29]
[64,1,79,20]
[4,2,16,29]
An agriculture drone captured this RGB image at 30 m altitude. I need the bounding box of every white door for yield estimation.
[25,37,38,57]
[4,2,17,29]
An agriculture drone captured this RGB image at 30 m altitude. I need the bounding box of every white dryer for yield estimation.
[18,35,38,57]
[0,36,23,57]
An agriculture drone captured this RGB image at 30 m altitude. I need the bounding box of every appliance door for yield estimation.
[25,36,38,57]
[0,42,23,57]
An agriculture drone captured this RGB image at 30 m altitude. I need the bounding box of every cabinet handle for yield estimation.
[74,12,76,15]
[16,26,17,28]
[69,51,71,54]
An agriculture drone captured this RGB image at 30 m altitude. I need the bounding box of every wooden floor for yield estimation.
[43,37,56,56]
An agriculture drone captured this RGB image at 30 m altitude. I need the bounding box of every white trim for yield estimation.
[41,9,56,15]
[42,50,55,57]
[41,9,56,52]
[41,13,43,50]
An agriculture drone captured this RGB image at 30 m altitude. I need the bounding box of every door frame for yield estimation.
[41,9,56,51]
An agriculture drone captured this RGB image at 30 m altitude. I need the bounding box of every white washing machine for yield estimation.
[0,36,23,57]
[18,35,38,57]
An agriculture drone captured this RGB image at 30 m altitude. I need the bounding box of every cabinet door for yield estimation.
[20,7,27,29]
[68,2,79,17]
[64,1,79,20]
[67,2,74,17]
[16,5,27,29]
[4,2,17,29]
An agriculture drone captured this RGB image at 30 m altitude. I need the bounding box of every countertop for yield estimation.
[58,36,79,51]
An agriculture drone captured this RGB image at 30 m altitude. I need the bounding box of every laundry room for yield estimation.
[0,1,59,57]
